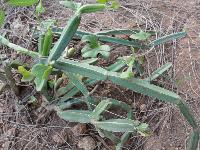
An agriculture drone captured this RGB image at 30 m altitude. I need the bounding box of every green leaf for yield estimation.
[57,110,92,123]
[82,44,110,59]
[43,65,52,79]
[7,0,38,6]
[136,123,150,136]
[18,66,34,82]
[95,119,139,132]
[0,10,5,27]
[120,66,134,79]
[130,31,151,41]
[120,55,135,79]
[28,96,37,104]
[81,35,111,59]
[97,0,120,9]
[31,63,52,91]
[59,1,81,10]
[36,0,45,17]
[110,1,120,9]
[42,28,53,56]
[82,35,99,48]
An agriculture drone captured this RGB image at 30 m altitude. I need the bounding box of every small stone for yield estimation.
[71,123,87,137]
[52,134,66,144]
[6,128,16,137]
[2,141,12,149]
[52,130,68,145]
[78,136,96,150]
[140,104,147,112]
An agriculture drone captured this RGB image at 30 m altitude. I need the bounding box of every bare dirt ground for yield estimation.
[0,0,200,150]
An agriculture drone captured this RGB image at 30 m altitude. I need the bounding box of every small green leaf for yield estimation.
[59,1,81,10]
[18,66,34,82]
[28,96,37,104]
[97,0,120,9]
[7,0,38,6]
[81,44,110,59]
[57,110,92,123]
[81,35,111,59]
[31,64,52,91]
[42,28,53,56]
[110,1,120,9]
[36,0,45,17]
[130,31,151,41]
[136,123,150,137]
[82,35,99,48]
[120,55,135,79]
[43,66,52,79]
[120,66,134,79]
[0,10,5,27]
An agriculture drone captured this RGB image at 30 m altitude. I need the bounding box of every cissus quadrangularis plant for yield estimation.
[0,1,199,150]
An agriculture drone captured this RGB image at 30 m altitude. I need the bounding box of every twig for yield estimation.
[4,63,20,96]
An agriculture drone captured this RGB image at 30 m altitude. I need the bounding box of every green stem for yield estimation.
[48,13,81,62]
[0,35,39,58]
